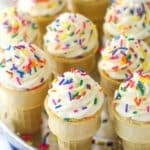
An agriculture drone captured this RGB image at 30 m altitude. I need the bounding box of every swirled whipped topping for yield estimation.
[0,7,39,49]
[114,71,150,122]
[98,35,150,80]
[0,42,51,90]
[104,1,150,39]
[47,69,104,121]
[44,13,98,58]
[17,0,66,17]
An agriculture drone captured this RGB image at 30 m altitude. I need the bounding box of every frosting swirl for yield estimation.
[98,35,150,80]
[0,7,39,49]
[17,0,66,17]
[47,69,104,121]
[0,42,51,90]
[44,13,98,58]
[104,1,150,39]
[114,71,150,122]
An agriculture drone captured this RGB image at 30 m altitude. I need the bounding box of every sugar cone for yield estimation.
[33,31,43,48]
[69,0,109,21]
[112,103,150,150]
[99,69,121,97]
[45,45,98,75]
[45,97,103,150]
[32,6,68,37]
[0,76,52,134]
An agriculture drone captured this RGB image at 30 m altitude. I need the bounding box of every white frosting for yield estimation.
[98,35,150,80]
[44,13,98,58]
[104,1,150,39]
[0,42,51,90]
[114,72,150,122]
[47,69,104,120]
[0,7,39,49]
[17,0,66,17]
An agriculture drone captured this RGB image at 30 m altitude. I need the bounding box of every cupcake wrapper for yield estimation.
[45,45,98,75]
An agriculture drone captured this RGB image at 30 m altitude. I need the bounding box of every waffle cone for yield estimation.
[44,97,103,150]
[99,69,121,97]
[45,45,98,75]
[112,102,150,150]
[32,6,68,36]
[0,76,52,134]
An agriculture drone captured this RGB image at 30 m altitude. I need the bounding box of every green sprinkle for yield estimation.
[64,118,70,122]
[69,32,74,36]
[128,38,134,41]
[140,58,144,62]
[12,33,18,38]
[133,111,138,114]
[67,25,71,30]
[34,67,37,72]
[120,86,126,92]
[32,23,38,30]
[80,80,83,86]
[137,81,144,96]
[0,63,5,67]
[127,54,132,60]
[94,98,98,105]
[73,92,79,99]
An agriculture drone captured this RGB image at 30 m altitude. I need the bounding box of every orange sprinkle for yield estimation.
[134,97,141,106]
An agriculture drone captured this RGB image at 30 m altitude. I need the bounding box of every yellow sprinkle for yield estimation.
[79,87,85,93]
[139,47,147,58]
[142,62,148,70]
[22,49,28,55]
[52,78,58,83]
[140,77,148,83]
[60,33,67,40]
[103,56,109,60]
[132,16,140,21]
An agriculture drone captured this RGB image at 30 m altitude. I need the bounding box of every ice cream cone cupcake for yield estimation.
[112,71,150,150]
[0,7,41,49]
[98,35,150,97]
[68,0,110,45]
[0,42,52,134]
[44,69,104,150]
[17,0,67,36]
[44,13,99,75]
[103,0,150,46]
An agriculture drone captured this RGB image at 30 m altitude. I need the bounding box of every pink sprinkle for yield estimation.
[147,106,150,112]
[16,77,21,85]
[69,85,73,89]
[82,22,86,28]
[75,29,81,34]
[52,99,57,105]
[73,109,78,113]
